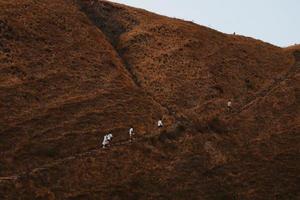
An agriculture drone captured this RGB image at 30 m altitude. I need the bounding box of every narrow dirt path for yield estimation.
[2,51,299,184]
[0,129,165,183]
[2,59,298,183]
[228,58,299,119]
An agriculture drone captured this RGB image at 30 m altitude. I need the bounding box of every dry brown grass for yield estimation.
[0,0,299,199]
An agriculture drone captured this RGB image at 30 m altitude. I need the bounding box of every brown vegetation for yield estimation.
[0,0,299,199]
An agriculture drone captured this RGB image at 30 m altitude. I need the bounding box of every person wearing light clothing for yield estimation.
[157,119,163,128]
[107,133,113,142]
[102,133,113,148]
[129,127,134,141]
[102,135,109,149]
[227,100,232,112]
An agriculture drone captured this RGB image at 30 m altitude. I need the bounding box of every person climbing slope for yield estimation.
[102,135,109,149]
[129,127,134,141]
[107,133,113,142]
[158,119,163,128]
[227,100,232,112]
[102,133,113,148]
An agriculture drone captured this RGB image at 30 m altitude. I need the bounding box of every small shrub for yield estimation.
[158,129,168,142]
[0,161,8,173]
[175,123,186,133]
[194,122,208,133]
[33,146,59,158]
[158,123,186,142]
[208,117,227,134]
[293,50,300,61]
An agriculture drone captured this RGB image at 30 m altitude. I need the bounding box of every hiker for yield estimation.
[107,133,113,142]
[102,135,109,149]
[227,100,232,112]
[157,119,163,128]
[233,32,236,35]
[129,127,134,141]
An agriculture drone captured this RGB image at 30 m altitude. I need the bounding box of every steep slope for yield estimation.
[0,0,171,176]
[0,0,299,199]
[77,0,295,125]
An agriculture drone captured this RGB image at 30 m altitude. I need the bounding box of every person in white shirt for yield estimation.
[129,127,134,141]
[102,133,113,148]
[227,100,232,112]
[107,133,113,142]
[102,135,109,149]
[157,119,163,128]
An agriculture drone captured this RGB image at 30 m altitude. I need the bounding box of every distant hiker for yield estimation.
[107,133,113,142]
[102,133,113,148]
[157,119,163,128]
[227,100,232,112]
[233,32,236,35]
[102,135,109,149]
[129,127,134,141]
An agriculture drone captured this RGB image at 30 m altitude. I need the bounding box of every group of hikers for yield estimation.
[101,100,232,149]
[102,119,164,148]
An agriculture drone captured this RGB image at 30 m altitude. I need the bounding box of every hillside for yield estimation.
[0,0,173,177]
[0,0,299,199]
[286,44,300,50]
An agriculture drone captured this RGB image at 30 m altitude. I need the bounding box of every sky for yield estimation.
[110,0,300,47]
